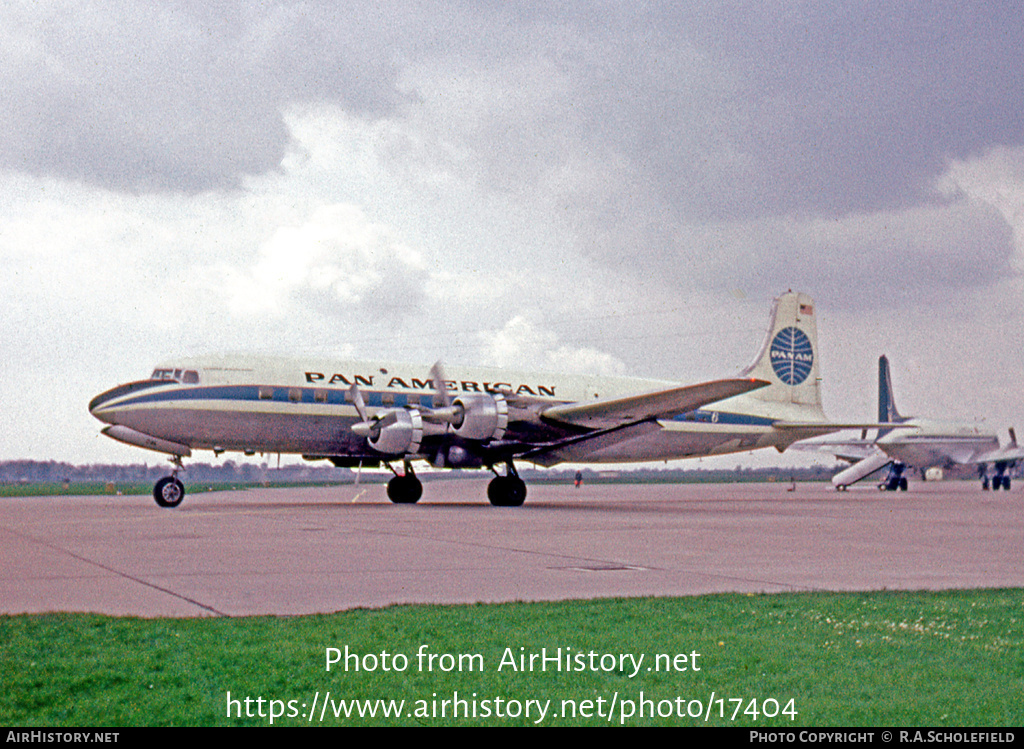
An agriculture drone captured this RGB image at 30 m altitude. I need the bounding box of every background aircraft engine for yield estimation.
[368,408,423,455]
[451,394,508,441]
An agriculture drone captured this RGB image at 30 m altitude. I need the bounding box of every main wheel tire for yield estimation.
[488,476,527,507]
[154,476,185,508]
[387,475,422,504]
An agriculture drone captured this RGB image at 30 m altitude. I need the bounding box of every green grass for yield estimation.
[2,590,1022,726]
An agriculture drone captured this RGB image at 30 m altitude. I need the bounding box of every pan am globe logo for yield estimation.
[770,327,814,385]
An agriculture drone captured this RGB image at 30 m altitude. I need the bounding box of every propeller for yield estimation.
[424,361,464,427]
[349,383,400,438]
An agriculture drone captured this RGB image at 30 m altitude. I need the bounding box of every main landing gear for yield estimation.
[383,459,529,506]
[153,457,186,507]
[879,462,908,491]
[487,462,527,507]
[386,461,423,504]
[981,462,1012,491]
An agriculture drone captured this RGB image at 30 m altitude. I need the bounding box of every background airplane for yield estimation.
[89,291,854,508]
[797,355,1022,491]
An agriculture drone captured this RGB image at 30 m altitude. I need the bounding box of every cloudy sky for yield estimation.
[3,1,1023,468]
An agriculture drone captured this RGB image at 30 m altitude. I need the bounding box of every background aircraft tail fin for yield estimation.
[877,354,906,437]
[738,291,825,418]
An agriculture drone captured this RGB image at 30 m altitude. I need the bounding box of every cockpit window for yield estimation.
[151,368,200,384]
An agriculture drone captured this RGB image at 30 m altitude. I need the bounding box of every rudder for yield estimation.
[739,291,824,416]
[877,355,905,422]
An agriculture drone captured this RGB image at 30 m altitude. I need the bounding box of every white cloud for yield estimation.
[219,203,427,319]
[482,316,627,376]
[937,146,1024,272]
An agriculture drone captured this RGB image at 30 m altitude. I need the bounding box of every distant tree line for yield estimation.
[1,459,843,486]
[0,460,352,485]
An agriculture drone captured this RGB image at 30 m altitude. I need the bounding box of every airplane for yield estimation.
[798,355,1022,491]
[89,291,854,508]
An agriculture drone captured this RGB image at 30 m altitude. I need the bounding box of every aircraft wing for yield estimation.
[521,378,770,467]
[790,435,880,463]
[540,377,770,430]
[523,420,665,467]
[961,444,1024,465]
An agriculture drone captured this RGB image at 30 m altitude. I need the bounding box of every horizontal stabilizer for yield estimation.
[541,378,770,430]
[776,421,905,432]
[790,436,880,463]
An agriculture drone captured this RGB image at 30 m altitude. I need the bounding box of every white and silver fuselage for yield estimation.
[89,354,811,465]
[876,419,1000,468]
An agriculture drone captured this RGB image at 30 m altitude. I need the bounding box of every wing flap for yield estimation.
[541,378,770,429]
[969,446,1024,464]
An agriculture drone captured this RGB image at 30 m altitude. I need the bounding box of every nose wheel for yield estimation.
[153,456,186,507]
[154,476,186,507]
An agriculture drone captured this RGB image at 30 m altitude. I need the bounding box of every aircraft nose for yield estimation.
[89,379,170,423]
[89,388,118,422]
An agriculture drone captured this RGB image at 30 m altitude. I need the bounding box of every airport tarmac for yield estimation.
[1,480,1020,618]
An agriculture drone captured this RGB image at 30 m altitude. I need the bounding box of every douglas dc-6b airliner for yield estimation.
[89,291,851,507]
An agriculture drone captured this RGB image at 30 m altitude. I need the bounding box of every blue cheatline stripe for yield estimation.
[669,410,776,427]
[89,380,172,412]
[103,385,436,410]
[104,386,781,427]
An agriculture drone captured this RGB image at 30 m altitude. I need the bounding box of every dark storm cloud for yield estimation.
[5,0,1024,218]
[668,199,1016,308]
[679,2,1024,219]
[410,2,1024,305]
[493,2,1024,222]
[0,0,410,193]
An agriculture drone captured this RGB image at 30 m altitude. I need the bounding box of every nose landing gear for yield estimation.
[153,457,186,507]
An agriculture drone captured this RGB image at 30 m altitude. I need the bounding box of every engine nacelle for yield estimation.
[452,394,508,441]
[368,408,423,455]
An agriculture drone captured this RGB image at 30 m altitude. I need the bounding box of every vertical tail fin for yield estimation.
[877,355,906,437]
[877,355,903,423]
[739,291,825,418]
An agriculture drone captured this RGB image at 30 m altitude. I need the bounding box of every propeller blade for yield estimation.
[349,383,368,422]
[430,361,452,409]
